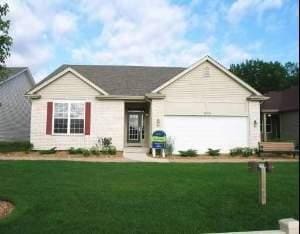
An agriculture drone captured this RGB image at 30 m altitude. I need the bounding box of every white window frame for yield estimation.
[52,100,85,136]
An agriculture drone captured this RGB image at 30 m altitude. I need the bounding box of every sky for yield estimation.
[2,0,299,81]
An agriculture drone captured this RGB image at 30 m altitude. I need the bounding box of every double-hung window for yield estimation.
[53,102,85,134]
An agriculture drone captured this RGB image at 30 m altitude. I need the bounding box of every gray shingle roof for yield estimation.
[0,67,27,84]
[262,86,299,112]
[39,64,186,96]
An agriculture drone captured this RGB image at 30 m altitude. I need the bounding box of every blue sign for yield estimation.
[152,130,166,149]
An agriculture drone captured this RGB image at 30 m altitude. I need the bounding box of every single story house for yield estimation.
[0,67,35,141]
[26,56,268,153]
[261,86,299,147]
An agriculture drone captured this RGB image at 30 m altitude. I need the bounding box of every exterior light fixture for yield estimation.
[254,120,257,128]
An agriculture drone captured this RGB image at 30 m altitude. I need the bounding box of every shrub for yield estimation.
[207,148,220,156]
[108,146,117,155]
[39,147,56,154]
[166,137,175,156]
[97,137,117,155]
[241,147,254,157]
[101,146,117,155]
[179,149,197,157]
[68,147,77,154]
[230,147,255,157]
[230,147,244,156]
[99,137,112,147]
[82,149,90,157]
[90,146,101,156]
[68,147,92,156]
[0,141,33,153]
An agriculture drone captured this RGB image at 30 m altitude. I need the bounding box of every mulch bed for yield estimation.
[0,200,14,219]
[0,151,123,158]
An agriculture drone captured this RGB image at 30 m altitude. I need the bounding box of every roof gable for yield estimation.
[27,67,108,95]
[152,56,261,95]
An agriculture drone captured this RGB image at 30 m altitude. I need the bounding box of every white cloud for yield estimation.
[220,44,251,66]
[227,0,283,24]
[52,12,77,37]
[7,43,53,72]
[4,0,77,80]
[72,0,211,67]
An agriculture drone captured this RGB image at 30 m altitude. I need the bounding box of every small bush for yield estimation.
[230,147,244,156]
[68,147,93,156]
[39,147,56,154]
[68,147,77,154]
[230,147,255,157]
[108,146,117,155]
[99,137,112,147]
[207,148,220,156]
[82,149,90,157]
[241,147,254,157]
[90,146,101,156]
[0,141,33,153]
[101,146,117,155]
[179,149,197,157]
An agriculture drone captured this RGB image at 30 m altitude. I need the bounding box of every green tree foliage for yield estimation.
[230,60,299,93]
[0,2,13,80]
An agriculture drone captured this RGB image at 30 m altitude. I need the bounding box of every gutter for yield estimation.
[96,95,145,100]
[247,95,270,102]
[24,94,41,99]
[96,94,166,101]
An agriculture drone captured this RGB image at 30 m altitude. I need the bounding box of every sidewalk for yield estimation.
[0,154,298,163]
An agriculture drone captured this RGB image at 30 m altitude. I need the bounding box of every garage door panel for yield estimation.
[164,116,248,154]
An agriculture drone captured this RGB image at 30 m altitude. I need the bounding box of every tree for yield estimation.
[229,59,299,93]
[0,2,13,79]
[284,62,299,87]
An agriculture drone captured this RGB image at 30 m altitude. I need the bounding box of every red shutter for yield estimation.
[46,102,53,135]
[85,102,91,135]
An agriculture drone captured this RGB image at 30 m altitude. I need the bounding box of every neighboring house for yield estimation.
[0,67,35,141]
[261,86,299,146]
[26,56,268,153]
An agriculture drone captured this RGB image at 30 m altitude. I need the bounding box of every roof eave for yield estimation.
[247,95,270,101]
[96,95,145,100]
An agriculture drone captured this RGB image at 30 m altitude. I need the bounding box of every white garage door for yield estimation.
[164,116,248,154]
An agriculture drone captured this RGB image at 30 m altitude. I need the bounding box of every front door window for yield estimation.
[127,111,144,144]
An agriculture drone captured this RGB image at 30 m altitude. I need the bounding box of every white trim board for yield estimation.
[27,67,109,95]
[152,55,262,96]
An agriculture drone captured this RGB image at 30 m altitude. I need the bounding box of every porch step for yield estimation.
[124,147,149,153]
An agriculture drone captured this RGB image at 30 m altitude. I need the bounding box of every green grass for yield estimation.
[0,161,298,233]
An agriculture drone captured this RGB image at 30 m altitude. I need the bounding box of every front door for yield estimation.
[127,111,144,144]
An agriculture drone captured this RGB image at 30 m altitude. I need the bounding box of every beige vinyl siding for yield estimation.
[31,72,125,150]
[248,101,261,147]
[30,99,125,150]
[160,61,251,116]
[38,71,100,99]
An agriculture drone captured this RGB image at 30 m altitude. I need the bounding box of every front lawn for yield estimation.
[0,161,298,233]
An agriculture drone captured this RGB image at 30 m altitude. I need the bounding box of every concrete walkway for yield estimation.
[123,147,169,162]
